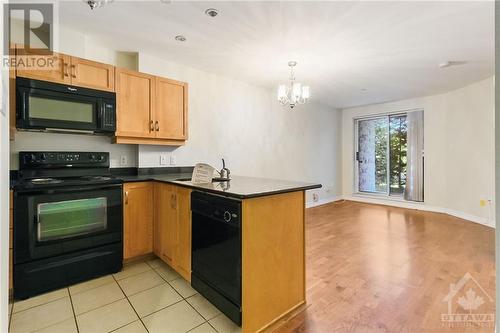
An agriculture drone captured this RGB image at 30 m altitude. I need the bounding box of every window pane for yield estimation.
[358,118,388,193]
[37,197,107,241]
[29,96,94,123]
[389,115,408,195]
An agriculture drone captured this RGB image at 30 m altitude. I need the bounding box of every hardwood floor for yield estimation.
[276,201,495,333]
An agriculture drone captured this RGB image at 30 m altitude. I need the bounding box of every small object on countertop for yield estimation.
[192,163,216,183]
[218,158,231,180]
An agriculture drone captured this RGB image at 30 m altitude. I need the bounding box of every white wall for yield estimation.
[137,53,342,204]
[342,77,495,227]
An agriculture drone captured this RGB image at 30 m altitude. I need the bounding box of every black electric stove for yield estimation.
[13,151,123,299]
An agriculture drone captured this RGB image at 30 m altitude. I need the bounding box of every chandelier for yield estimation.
[277,61,310,109]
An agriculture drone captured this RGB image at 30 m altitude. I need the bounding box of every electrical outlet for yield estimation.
[170,154,176,165]
[160,155,168,166]
[313,193,319,202]
[120,155,127,166]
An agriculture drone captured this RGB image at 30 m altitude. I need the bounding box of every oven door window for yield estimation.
[29,95,95,123]
[37,197,107,242]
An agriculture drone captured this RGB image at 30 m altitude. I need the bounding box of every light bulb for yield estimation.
[277,84,287,101]
[302,86,310,99]
[292,83,302,100]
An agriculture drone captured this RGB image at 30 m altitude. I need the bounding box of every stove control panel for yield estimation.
[20,151,109,169]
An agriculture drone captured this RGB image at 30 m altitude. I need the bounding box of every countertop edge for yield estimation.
[120,177,322,199]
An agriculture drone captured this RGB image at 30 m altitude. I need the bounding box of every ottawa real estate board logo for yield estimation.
[441,272,494,328]
[3,3,57,70]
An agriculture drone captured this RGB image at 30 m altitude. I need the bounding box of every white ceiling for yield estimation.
[59,1,494,109]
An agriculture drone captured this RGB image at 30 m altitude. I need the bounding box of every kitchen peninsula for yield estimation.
[117,170,321,332]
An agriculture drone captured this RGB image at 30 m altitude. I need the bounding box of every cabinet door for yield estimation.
[115,68,155,138]
[174,187,192,281]
[154,183,176,265]
[155,77,188,140]
[123,182,154,259]
[15,45,71,84]
[70,57,115,91]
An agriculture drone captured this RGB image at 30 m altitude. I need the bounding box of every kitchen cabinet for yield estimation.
[154,183,176,264]
[15,45,71,84]
[115,68,155,139]
[155,77,188,140]
[114,69,188,146]
[69,57,115,91]
[175,187,192,280]
[15,45,115,91]
[154,183,192,281]
[123,182,154,259]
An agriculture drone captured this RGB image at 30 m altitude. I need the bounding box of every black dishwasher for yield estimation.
[191,191,242,325]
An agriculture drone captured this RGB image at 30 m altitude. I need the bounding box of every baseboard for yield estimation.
[306,196,343,208]
[343,195,495,228]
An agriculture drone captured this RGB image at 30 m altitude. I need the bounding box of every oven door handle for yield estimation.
[16,183,123,195]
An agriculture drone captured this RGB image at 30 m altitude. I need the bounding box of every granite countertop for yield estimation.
[117,173,322,199]
[10,167,322,199]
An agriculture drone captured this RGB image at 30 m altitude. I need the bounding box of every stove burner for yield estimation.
[29,178,63,185]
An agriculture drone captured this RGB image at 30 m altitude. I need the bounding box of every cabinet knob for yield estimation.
[155,121,159,132]
[63,63,69,77]
[150,120,154,132]
[71,64,77,78]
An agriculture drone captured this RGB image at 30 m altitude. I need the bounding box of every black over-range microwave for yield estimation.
[16,77,116,134]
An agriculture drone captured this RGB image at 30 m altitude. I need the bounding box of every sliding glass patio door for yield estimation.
[355,114,408,196]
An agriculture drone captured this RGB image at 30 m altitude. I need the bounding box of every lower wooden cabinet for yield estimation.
[154,183,176,264]
[154,183,192,281]
[123,182,154,259]
[174,187,192,280]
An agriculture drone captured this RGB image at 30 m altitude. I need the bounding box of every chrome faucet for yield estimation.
[219,158,230,180]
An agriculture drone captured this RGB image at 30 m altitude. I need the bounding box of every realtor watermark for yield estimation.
[3,2,58,70]
[441,272,494,328]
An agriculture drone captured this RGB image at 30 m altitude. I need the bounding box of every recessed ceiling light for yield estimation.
[175,35,186,42]
[439,61,467,68]
[439,61,452,68]
[205,8,219,17]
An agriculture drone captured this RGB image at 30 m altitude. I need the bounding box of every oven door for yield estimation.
[14,184,123,264]
[17,85,100,132]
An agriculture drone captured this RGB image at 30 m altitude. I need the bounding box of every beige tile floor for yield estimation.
[9,258,241,333]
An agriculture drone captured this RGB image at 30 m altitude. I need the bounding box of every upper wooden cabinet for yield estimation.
[155,77,188,140]
[12,45,188,145]
[15,46,71,84]
[114,69,188,146]
[123,182,154,259]
[15,45,115,91]
[69,57,115,91]
[115,68,156,139]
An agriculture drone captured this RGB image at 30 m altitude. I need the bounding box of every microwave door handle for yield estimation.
[98,101,104,128]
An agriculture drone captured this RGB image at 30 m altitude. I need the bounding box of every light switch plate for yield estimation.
[120,155,127,166]
[170,154,176,165]
[160,155,168,165]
